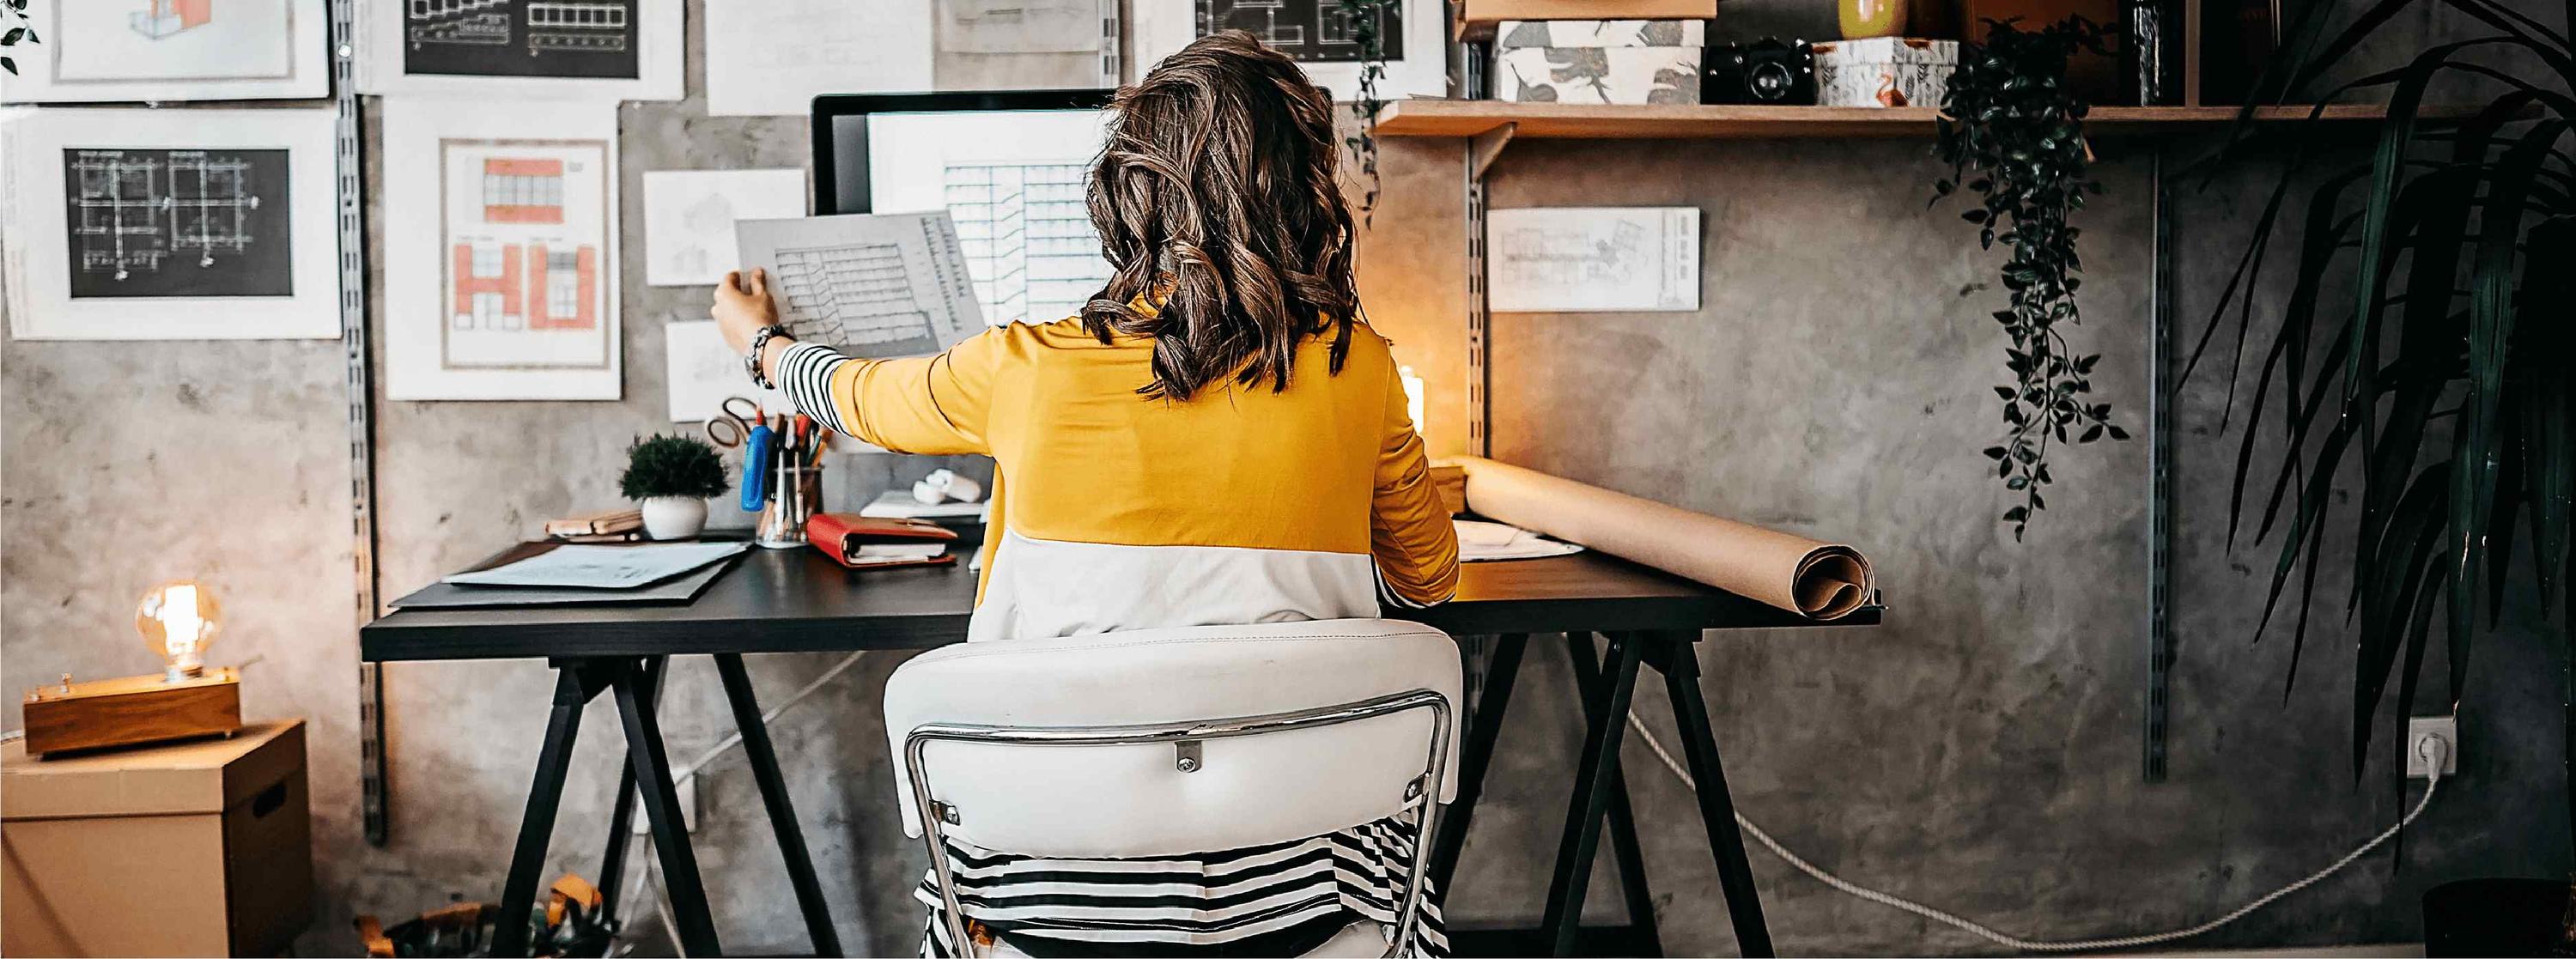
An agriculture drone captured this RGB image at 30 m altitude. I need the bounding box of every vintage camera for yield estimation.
[1704,38,1818,105]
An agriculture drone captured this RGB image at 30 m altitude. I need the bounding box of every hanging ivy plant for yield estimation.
[1934,16,2127,541]
[1,0,41,76]
[1336,0,1398,221]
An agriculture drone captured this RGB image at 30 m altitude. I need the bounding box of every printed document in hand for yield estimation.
[734,212,988,358]
[444,542,751,590]
[1488,207,1700,313]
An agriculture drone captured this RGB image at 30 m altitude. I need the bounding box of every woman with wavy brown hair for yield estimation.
[714,30,1459,957]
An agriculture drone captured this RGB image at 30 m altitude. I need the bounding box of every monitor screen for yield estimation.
[816,92,1117,327]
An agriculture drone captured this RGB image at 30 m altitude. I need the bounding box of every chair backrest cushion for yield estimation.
[883,618,1461,859]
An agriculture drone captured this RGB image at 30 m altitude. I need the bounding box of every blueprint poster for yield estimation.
[60,147,293,299]
[733,212,987,359]
[404,0,641,79]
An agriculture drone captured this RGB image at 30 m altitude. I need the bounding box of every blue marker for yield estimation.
[740,421,774,511]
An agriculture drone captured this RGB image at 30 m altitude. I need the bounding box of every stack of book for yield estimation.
[544,508,645,543]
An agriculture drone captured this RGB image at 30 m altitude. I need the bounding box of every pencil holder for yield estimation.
[756,463,824,549]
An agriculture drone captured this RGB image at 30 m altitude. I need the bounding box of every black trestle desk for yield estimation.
[361,544,1882,958]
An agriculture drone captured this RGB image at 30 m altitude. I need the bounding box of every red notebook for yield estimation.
[805,513,960,570]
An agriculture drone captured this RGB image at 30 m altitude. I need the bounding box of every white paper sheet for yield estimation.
[1487,207,1701,313]
[733,212,987,358]
[705,0,934,116]
[381,99,622,400]
[707,0,1115,117]
[355,0,682,100]
[0,0,328,102]
[1,107,340,340]
[1455,519,1585,561]
[1130,0,1449,99]
[443,542,749,589]
[641,168,808,287]
[664,320,786,422]
[864,109,1115,325]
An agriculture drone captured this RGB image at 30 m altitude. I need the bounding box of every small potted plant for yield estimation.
[619,434,729,540]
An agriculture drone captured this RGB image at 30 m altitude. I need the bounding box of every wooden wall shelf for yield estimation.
[1372,100,2421,140]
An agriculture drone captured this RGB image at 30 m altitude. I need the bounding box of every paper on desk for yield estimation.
[859,490,987,520]
[1487,207,1700,313]
[442,542,750,590]
[1455,519,1585,561]
[734,212,987,359]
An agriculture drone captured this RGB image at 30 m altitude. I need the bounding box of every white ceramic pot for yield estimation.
[641,496,709,540]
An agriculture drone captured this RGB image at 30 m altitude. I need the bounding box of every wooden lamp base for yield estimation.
[21,669,242,757]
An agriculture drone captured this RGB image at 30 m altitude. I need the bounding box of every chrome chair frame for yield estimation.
[904,689,1455,959]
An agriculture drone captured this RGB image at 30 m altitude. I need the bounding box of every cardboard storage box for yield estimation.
[1455,0,1716,39]
[3,719,313,957]
[1814,37,1959,107]
[1495,20,1706,104]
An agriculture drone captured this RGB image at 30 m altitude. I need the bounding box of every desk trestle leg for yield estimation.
[1567,634,1665,957]
[1659,632,1774,957]
[714,652,844,956]
[496,660,619,958]
[596,657,662,927]
[1429,633,1528,891]
[614,660,724,955]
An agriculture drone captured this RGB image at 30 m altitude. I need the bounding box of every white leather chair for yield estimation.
[883,618,1464,958]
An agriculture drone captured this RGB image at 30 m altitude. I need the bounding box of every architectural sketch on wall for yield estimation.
[641,168,807,287]
[131,0,216,39]
[944,161,1110,325]
[403,0,638,78]
[734,212,987,359]
[354,0,677,99]
[665,320,784,422]
[1486,206,1700,313]
[1133,0,1445,98]
[3,109,337,339]
[381,99,621,399]
[1,0,325,102]
[708,0,1114,116]
[61,147,292,299]
[1194,0,1396,64]
[938,0,1099,53]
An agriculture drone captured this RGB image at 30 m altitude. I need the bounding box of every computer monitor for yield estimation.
[811,90,1118,327]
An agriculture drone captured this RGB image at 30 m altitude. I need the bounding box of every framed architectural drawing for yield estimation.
[1,107,338,339]
[381,99,621,400]
[1131,0,1449,99]
[0,0,329,103]
[355,0,681,100]
[705,0,1114,116]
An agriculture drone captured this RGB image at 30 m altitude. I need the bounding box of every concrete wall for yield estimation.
[3,1,2567,956]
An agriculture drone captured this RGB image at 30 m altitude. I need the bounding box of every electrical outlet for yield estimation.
[631,777,700,834]
[2405,715,2459,779]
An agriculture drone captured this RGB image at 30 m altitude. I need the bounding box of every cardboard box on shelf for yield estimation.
[1455,0,1717,39]
[1494,20,1707,104]
[3,719,313,957]
[1814,37,1961,106]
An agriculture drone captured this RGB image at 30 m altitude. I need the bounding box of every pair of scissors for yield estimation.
[703,396,762,449]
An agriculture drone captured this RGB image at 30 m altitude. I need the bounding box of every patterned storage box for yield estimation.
[1812,37,1959,107]
[1494,20,1707,105]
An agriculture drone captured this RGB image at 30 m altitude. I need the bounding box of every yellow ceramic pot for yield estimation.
[1840,0,1911,38]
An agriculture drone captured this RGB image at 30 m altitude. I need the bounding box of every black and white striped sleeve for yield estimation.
[775,340,855,435]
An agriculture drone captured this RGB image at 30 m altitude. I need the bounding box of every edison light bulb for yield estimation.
[136,580,222,682]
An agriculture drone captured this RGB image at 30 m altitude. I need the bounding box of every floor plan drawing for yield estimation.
[434,135,613,376]
[405,0,639,79]
[1487,206,1700,313]
[769,242,941,357]
[1194,0,1395,64]
[945,161,1109,325]
[60,147,292,299]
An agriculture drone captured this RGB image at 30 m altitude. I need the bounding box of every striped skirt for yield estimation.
[918,813,1449,957]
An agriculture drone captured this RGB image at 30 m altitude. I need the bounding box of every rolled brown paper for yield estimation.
[1449,456,1875,621]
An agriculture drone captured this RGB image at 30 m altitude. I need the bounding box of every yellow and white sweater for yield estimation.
[775,313,1461,641]
[775,311,1462,956]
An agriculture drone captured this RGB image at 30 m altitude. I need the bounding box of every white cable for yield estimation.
[672,651,869,786]
[1623,708,2447,952]
[613,651,869,954]
[645,856,689,959]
